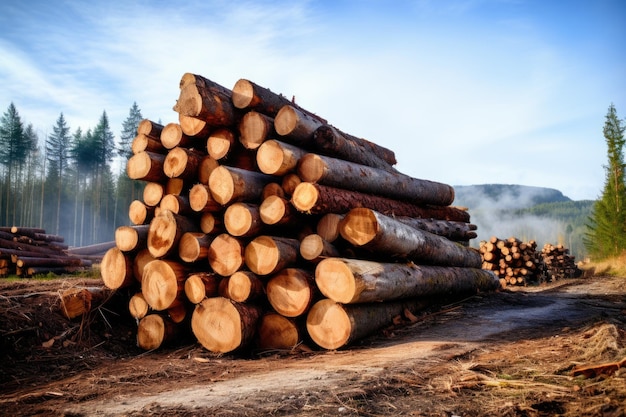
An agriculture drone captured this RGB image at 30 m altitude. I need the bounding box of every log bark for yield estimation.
[191,297,263,353]
[208,233,245,277]
[281,173,301,196]
[274,105,324,144]
[178,232,213,263]
[184,272,221,304]
[291,182,470,222]
[394,216,477,242]
[299,234,341,263]
[16,256,86,268]
[163,147,205,181]
[137,119,164,139]
[224,202,263,237]
[128,200,156,225]
[174,74,238,126]
[66,241,116,256]
[147,209,200,259]
[129,292,150,320]
[306,298,435,350]
[206,128,236,160]
[315,257,500,304]
[266,268,317,317]
[115,225,150,253]
[238,111,275,150]
[141,259,188,311]
[132,133,167,155]
[298,153,455,206]
[188,183,222,213]
[126,151,166,182]
[208,165,277,205]
[244,236,300,276]
[339,208,482,267]
[101,247,134,289]
[256,139,306,176]
[257,312,303,350]
[311,125,396,171]
[231,78,295,116]
[137,313,179,350]
[220,271,264,303]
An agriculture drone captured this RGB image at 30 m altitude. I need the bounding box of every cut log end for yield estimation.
[291,182,318,213]
[306,299,351,350]
[257,313,301,350]
[137,314,176,350]
[208,166,235,205]
[314,258,357,304]
[141,260,181,311]
[208,234,244,277]
[231,79,255,109]
[274,105,299,136]
[101,247,133,290]
[339,207,379,246]
[191,297,243,353]
[266,268,314,317]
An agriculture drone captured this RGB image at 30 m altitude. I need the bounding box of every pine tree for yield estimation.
[119,102,143,160]
[585,104,626,259]
[0,103,28,224]
[46,113,72,234]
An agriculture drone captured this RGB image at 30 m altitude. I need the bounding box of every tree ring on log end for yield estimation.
[291,182,318,213]
[192,297,242,353]
[306,299,351,350]
[208,166,235,205]
[274,105,298,136]
[315,258,356,303]
[137,314,165,350]
[232,79,254,109]
[339,207,379,246]
[142,260,179,310]
[244,236,279,275]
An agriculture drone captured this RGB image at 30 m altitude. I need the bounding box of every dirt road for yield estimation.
[1,276,625,416]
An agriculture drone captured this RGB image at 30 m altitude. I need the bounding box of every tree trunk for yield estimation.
[184,272,221,304]
[206,128,236,160]
[174,73,238,126]
[141,259,188,311]
[188,183,222,213]
[339,208,482,267]
[137,119,164,139]
[257,312,303,350]
[128,200,156,225]
[394,216,477,242]
[59,287,109,319]
[132,133,167,155]
[147,209,200,259]
[16,256,86,268]
[220,270,265,303]
[129,292,150,320]
[298,153,455,206]
[311,125,396,171]
[244,236,300,276]
[224,202,263,237]
[238,111,275,150]
[191,297,263,353]
[208,166,277,205]
[274,105,324,144]
[207,233,245,277]
[163,147,205,181]
[306,298,436,350]
[291,182,470,222]
[178,232,213,263]
[231,78,296,117]
[266,268,317,317]
[256,139,307,176]
[299,233,341,263]
[137,313,179,350]
[115,224,150,253]
[101,247,134,289]
[127,151,166,182]
[315,257,500,304]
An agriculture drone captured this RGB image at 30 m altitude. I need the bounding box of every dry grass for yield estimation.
[581,252,626,277]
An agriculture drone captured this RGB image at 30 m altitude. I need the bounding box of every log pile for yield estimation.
[541,243,582,281]
[478,236,545,287]
[105,73,500,353]
[0,227,94,277]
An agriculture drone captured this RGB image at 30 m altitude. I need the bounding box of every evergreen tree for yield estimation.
[0,103,28,224]
[46,113,72,234]
[585,104,626,259]
[115,102,144,226]
[119,102,142,160]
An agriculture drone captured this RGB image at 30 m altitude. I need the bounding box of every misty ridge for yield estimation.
[453,184,593,259]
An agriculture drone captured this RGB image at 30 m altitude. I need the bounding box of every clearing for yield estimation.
[1,274,625,416]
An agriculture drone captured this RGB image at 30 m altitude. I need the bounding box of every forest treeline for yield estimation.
[0,102,146,247]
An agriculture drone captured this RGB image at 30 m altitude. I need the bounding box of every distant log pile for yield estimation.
[541,243,582,281]
[0,227,95,277]
[104,73,500,353]
[479,236,582,286]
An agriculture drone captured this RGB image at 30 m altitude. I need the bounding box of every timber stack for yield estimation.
[541,243,582,281]
[105,73,501,353]
[479,236,544,287]
[0,226,94,277]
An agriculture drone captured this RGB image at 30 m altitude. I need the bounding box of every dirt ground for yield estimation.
[1,274,625,417]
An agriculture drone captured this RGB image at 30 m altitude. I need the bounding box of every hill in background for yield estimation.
[453,184,594,260]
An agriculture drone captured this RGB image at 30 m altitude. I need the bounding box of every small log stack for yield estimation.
[106,73,500,353]
[0,227,95,277]
[541,243,582,281]
[479,236,544,287]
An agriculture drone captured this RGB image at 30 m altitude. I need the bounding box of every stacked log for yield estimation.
[478,236,545,287]
[541,243,582,281]
[0,227,94,277]
[107,73,500,353]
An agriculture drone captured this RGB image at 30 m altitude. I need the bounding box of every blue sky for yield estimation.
[1,0,624,201]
